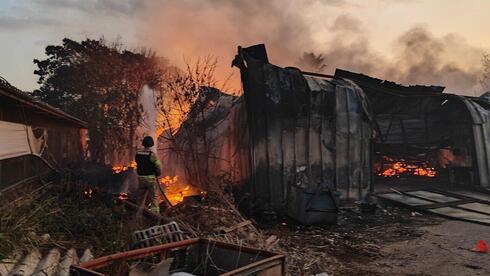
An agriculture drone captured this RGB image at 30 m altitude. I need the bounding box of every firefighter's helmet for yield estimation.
[142,136,154,148]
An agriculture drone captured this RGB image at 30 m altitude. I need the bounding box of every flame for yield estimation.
[160,175,179,186]
[112,160,137,174]
[118,192,129,200]
[158,175,202,206]
[379,159,436,178]
[83,188,93,198]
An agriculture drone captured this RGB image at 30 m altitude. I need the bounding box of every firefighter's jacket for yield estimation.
[135,148,162,184]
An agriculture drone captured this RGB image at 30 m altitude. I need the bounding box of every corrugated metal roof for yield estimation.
[334,69,445,95]
[0,247,93,276]
[0,76,87,128]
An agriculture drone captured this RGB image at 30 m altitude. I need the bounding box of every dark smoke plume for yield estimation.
[141,1,486,95]
[390,26,482,94]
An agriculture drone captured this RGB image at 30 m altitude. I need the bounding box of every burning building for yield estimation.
[0,76,87,194]
[159,87,250,187]
[162,44,490,217]
[335,69,490,188]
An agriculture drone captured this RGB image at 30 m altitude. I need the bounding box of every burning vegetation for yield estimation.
[111,161,137,174]
[159,175,204,206]
[111,161,203,207]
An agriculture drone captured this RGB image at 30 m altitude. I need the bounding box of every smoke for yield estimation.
[316,16,485,95]
[389,26,483,94]
[140,1,486,95]
[141,0,323,92]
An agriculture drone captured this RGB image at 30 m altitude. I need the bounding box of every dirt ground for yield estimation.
[372,220,490,276]
[261,205,490,276]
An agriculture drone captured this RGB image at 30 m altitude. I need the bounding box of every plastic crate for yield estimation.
[131,221,185,249]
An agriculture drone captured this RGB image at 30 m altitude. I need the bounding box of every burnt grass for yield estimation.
[260,204,443,276]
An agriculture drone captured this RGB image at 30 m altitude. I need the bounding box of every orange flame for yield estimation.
[379,160,436,178]
[112,160,137,174]
[159,175,202,206]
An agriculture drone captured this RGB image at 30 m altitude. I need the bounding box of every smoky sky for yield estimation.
[320,16,485,94]
[142,0,486,95]
[391,26,482,93]
[0,16,57,30]
[0,0,487,95]
[31,0,148,16]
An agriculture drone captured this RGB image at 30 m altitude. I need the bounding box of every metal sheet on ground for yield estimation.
[377,193,434,206]
[458,202,490,215]
[430,207,490,224]
[405,190,460,203]
[377,189,490,226]
[450,190,490,202]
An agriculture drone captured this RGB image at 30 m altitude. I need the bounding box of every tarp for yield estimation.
[0,120,47,160]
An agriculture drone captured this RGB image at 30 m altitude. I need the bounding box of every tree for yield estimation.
[33,38,165,164]
[155,57,228,187]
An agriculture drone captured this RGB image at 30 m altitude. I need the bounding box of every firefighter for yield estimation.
[135,136,162,213]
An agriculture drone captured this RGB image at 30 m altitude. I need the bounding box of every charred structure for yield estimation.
[159,87,250,188]
[164,45,490,218]
[234,45,372,214]
[336,69,490,188]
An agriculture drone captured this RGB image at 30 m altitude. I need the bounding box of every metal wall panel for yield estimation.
[334,80,372,199]
[460,97,490,187]
[240,53,373,211]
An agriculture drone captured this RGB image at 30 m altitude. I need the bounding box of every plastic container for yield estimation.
[287,185,338,225]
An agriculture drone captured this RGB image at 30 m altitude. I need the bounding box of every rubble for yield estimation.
[260,204,442,275]
[165,186,269,249]
[163,183,442,275]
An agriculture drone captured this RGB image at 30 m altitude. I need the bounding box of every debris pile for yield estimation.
[166,185,269,249]
[165,183,441,275]
[262,205,441,275]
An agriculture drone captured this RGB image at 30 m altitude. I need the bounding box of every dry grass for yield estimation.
[0,188,59,260]
[0,180,155,261]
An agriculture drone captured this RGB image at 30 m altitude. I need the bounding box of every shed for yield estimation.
[0,76,87,191]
